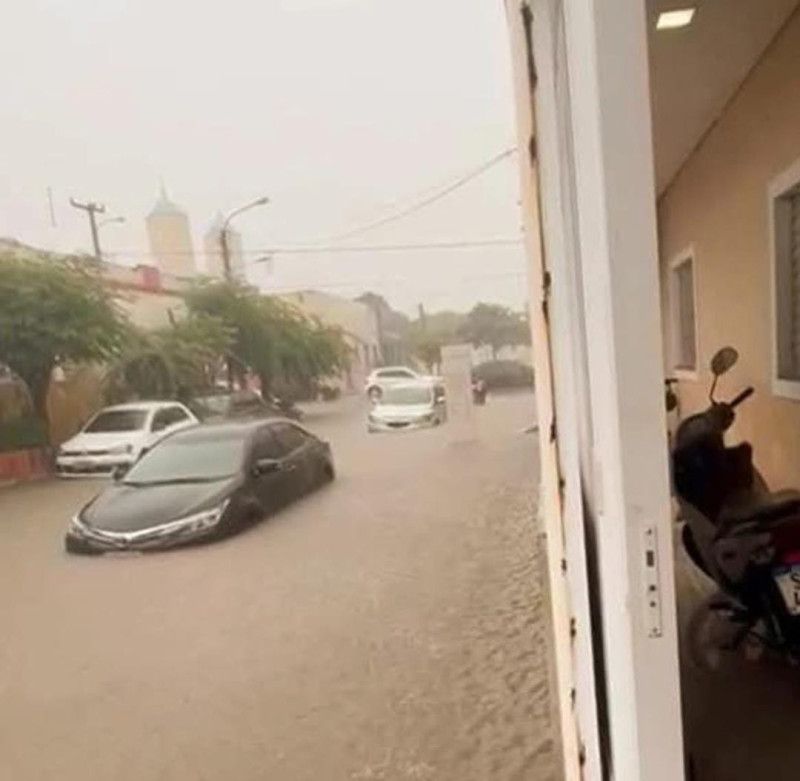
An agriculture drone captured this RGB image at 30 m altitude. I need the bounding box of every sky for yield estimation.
[1,0,525,315]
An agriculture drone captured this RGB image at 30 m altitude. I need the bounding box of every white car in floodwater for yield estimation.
[364,366,442,401]
[368,382,447,433]
[56,402,197,477]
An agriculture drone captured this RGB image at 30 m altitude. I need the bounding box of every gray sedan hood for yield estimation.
[81,478,237,533]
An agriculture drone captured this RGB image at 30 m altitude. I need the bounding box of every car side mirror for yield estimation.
[253,458,281,477]
[112,464,130,482]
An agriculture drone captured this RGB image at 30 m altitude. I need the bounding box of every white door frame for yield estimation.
[508,0,686,778]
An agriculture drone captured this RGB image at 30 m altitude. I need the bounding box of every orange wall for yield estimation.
[658,10,800,486]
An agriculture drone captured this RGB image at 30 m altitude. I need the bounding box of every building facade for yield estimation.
[659,8,800,490]
[280,290,381,393]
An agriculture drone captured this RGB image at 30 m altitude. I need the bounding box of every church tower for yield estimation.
[146,185,195,277]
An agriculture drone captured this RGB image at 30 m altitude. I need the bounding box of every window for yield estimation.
[272,422,309,453]
[378,369,415,379]
[151,406,188,432]
[253,429,287,461]
[85,409,148,433]
[166,406,190,425]
[151,409,171,432]
[669,253,697,374]
[772,159,800,396]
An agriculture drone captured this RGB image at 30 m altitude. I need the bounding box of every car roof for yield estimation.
[374,366,416,374]
[96,401,184,413]
[379,381,434,391]
[165,417,307,444]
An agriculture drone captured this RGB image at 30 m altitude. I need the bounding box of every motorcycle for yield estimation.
[267,394,303,421]
[674,346,800,669]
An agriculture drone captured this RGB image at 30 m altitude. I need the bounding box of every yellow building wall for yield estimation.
[146,213,195,278]
[658,10,800,487]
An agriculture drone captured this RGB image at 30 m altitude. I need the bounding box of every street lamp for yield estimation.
[220,196,269,281]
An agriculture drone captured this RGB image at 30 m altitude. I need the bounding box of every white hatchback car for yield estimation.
[56,402,198,477]
[365,366,442,401]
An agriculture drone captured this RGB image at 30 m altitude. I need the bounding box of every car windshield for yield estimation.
[381,385,433,405]
[123,430,247,485]
[84,410,148,433]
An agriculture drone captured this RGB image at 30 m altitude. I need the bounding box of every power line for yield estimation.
[259,270,527,296]
[314,147,517,244]
[259,238,522,256]
[108,237,523,259]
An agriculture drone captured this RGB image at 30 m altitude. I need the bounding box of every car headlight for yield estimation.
[176,502,229,533]
[109,443,134,456]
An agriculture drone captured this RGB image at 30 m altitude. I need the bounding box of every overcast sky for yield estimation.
[2,0,525,315]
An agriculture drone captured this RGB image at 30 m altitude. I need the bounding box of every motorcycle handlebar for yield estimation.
[730,386,754,408]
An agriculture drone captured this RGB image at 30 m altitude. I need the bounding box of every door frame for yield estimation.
[506,0,685,778]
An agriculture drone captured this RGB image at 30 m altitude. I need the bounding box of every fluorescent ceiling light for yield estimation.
[657,7,696,30]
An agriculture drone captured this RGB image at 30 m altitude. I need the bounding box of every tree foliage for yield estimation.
[412,337,442,373]
[184,282,349,396]
[0,252,128,428]
[105,314,233,403]
[459,303,530,358]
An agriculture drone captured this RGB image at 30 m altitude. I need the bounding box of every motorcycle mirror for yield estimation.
[710,347,739,377]
[665,389,678,413]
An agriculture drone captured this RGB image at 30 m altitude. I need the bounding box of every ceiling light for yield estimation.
[657,7,696,30]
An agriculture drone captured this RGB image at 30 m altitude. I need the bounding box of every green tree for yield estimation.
[185,281,349,396]
[105,314,233,403]
[0,252,128,432]
[413,337,442,373]
[459,303,530,359]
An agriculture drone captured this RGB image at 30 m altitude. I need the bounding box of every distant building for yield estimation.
[280,290,382,393]
[145,186,195,278]
[204,213,245,281]
[355,292,410,365]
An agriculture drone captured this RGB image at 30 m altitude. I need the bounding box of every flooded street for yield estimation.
[0,393,558,781]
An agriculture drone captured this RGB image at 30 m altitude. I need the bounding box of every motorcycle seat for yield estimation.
[719,490,800,527]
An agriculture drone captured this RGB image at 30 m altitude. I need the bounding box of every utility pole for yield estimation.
[220,227,231,280]
[69,198,106,260]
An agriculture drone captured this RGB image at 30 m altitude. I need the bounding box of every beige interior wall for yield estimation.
[658,10,800,487]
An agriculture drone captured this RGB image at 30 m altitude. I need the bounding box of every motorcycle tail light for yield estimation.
[778,549,800,566]
[771,520,800,565]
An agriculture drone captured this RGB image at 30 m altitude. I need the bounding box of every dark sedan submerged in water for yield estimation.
[65,419,335,554]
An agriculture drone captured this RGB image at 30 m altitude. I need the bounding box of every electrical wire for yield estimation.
[312,146,517,244]
[257,238,522,256]
[259,270,527,296]
[105,237,523,260]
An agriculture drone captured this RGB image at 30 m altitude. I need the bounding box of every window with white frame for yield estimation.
[772,168,800,386]
[670,254,697,372]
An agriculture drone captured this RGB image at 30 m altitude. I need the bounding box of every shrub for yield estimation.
[0,417,48,453]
